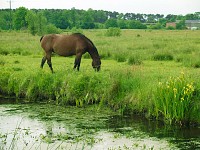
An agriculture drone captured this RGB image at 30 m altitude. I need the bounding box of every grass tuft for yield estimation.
[153,53,174,61]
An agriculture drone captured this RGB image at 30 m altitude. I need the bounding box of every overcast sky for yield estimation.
[0,0,199,15]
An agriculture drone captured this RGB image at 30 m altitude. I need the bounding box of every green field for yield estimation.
[0,29,200,125]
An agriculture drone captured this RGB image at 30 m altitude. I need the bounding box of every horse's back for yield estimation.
[41,33,92,56]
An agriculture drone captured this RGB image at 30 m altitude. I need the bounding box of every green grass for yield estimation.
[0,30,200,125]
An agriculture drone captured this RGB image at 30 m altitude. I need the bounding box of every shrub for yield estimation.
[45,24,61,34]
[0,49,9,55]
[70,27,83,34]
[105,27,121,37]
[149,23,162,29]
[167,26,175,30]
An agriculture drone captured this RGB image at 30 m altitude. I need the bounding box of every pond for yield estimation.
[0,98,200,150]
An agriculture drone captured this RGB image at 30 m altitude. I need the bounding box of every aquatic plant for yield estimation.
[153,72,198,125]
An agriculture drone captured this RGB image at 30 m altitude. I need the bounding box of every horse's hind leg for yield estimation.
[41,56,46,68]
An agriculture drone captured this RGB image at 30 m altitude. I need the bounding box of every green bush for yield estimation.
[70,27,83,34]
[167,26,175,30]
[45,24,61,34]
[105,27,121,37]
[149,23,162,29]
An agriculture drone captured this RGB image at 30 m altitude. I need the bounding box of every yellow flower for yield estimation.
[181,97,184,101]
[173,88,177,92]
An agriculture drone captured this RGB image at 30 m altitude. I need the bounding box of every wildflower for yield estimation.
[173,88,177,92]
[181,71,184,75]
[181,97,184,101]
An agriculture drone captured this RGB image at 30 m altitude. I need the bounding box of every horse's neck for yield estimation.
[87,47,99,60]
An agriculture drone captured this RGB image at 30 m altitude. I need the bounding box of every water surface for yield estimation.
[0,100,199,150]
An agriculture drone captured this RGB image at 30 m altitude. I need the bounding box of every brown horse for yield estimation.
[40,33,101,73]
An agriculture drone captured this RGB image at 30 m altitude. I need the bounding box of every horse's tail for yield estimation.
[40,36,44,42]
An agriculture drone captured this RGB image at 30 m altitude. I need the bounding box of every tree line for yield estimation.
[0,7,199,35]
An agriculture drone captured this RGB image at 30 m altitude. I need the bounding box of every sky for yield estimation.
[0,0,199,15]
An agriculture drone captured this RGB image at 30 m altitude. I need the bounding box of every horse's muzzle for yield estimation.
[94,66,101,72]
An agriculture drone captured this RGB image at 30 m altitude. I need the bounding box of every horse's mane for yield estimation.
[72,33,99,56]
[72,33,95,46]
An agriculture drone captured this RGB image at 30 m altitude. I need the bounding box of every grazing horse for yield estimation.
[40,33,101,73]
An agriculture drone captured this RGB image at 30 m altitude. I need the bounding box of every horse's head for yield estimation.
[92,58,101,71]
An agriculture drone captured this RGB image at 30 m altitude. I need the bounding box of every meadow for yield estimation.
[0,29,200,126]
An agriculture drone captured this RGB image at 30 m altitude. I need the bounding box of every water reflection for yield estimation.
[107,115,200,150]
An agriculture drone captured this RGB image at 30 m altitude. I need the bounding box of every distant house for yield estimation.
[166,22,176,28]
[166,20,200,30]
[185,20,200,29]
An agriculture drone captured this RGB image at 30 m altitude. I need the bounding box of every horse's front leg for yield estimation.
[46,52,54,73]
[74,53,82,71]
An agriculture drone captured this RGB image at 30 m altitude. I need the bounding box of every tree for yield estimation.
[56,10,71,29]
[159,18,167,27]
[80,9,95,29]
[146,14,156,23]
[69,8,80,28]
[0,10,11,30]
[36,12,47,35]
[176,19,186,30]
[117,19,127,29]
[185,13,199,20]
[127,20,147,29]
[45,24,61,34]
[26,10,37,35]
[93,10,107,23]
[165,14,177,22]
[105,18,118,28]
[13,7,28,30]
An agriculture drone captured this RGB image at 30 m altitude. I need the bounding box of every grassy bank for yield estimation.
[0,30,200,125]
